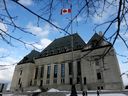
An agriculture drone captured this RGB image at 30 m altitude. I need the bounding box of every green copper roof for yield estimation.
[38,33,86,58]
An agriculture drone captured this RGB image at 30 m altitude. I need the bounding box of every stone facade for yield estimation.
[10,33,123,92]
[0,83,7,92]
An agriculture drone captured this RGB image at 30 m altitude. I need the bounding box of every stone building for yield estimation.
[0,83,7,92]
[10,33,123,91]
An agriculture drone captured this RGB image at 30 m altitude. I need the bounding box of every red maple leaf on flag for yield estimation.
[61,9,71,15]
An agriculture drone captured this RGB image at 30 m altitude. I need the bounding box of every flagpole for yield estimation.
[70,2,77,96]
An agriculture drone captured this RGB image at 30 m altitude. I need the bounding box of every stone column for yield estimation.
[50,64,54,85]
[37,66,41,86]
[73,61,77,84]
[43,65,47,85]
[57,64,61,84]
[65,62,69,84]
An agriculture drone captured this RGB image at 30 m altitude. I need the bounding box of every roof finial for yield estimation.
[99,31,103,36]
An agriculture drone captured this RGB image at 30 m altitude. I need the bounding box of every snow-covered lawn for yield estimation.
[66,93,127,96]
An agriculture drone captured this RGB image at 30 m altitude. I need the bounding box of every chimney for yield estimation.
[99,31,103,36]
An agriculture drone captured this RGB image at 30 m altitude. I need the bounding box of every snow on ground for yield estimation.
[27,89,41,92]
[33,89,41,92]
[66,93,127,96]
[47,88,60,92]
[2,94,13,96]
[2,94,27,96]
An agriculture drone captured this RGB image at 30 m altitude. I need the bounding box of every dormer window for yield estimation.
[50,50,54,55]
[44,51,48,56]
[24,57,28,60]
[91,40,99,48]
[57,49,60,53]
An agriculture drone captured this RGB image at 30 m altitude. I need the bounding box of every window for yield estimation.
[54,65,58,78]
[46,79,50,84]
[53,79,57,84]
[34,80,37,85]
[91,40,99,48]
[34,67,38,79]
[47,65,51,78]
[19,83,22,88]
[95,59,99,66]
[57,49,60,54]
[84,77,86,85]
[101,86,103,90]
[40,66,44,78]
[61,78,65,84]
[70,78,72,85]
[97,86,100,90]
[77,77,80,84]
[30,80,32,86]
[97,86,103,90]
[97,72,102,80]
[61,64,65,78]
[24,57,28,60]
[40,80,43,86]
[77,61,81,75]
[18,78,21,84]
[69,62,73,75]
[20,70,22,75]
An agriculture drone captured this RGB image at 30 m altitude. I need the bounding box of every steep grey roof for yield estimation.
[87,33,103,45]
[38,33,86,58]
[87,33,111,47]
[18,50,40,65]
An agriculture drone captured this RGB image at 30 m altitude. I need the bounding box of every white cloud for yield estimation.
[18,0,33,6]
[93,11,109,23]
[0,22,7,33]
[0,57,19,84]
[92,1,116,24]
[26,22,60,50]
[0,48,7,53]
[76,16,84,22]
[33,38,52,49]
[27,23,53,38]
[27,22,60,38]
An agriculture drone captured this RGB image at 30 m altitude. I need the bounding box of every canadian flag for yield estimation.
[61,9,71,15]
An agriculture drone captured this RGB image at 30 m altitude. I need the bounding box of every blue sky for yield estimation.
[0,0,128,88]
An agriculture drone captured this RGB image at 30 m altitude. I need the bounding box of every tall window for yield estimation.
[69,62,73,75]
[47,65,51,78]
[77,77,80,84]
[61,64,65,84]
[34,67,38,79]
[54,65,58,78]
[95,59,99,66]
[30,80,32,86]
[40,66,44,78]
[70,78,72,85]
[40,80,43,86]
[20,70,22,75]
[77,61,81,75]
[61,64,65,78]
[97,72,102,80]
[18,78,21,84]
[84,77,86,85]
